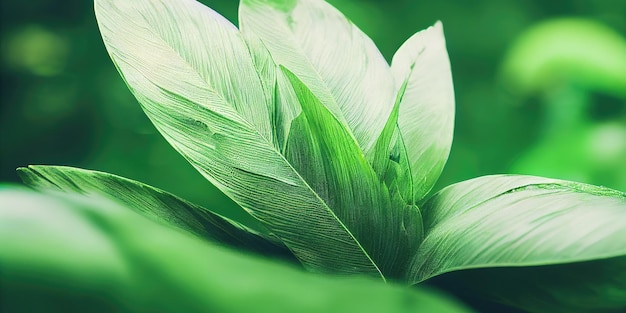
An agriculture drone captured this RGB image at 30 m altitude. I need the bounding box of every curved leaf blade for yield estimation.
[240,0,397,154]
[0,186,476,313]
[96,0,382,276]
[408,175,626,312]
[391,21,455,201]
[282,68,422,279]
[17,165,292,259]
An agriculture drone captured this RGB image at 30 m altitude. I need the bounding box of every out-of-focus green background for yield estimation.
[2,0,625,222]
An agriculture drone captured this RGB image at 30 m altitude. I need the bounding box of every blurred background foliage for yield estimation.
[1,0,625,224]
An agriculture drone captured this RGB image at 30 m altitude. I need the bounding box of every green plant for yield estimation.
[2,0,625,312]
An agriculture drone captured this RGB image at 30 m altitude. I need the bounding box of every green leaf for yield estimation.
[17,165,292,260]
[239,0,397,155]
[242,31,302,153]
[408,175,626,312]
[95,0,404,277]
[240,31,277,139]
[390,21,455,201]
[0,186,476,313]
[282,67,422,280]
[369,78,415,204]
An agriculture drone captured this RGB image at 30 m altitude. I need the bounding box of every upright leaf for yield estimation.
[408,175,626,312]
[273,68,303,152]
[239,0,397,154]
[369,78,415,204]
[391,21,455,201]
[96,0,390,277]
[0,186,476,313]
[17,165,292,259]
[240,32,277,143]
[282,68,422,279]
[241,32,300,152]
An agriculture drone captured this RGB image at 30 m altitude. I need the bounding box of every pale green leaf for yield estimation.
[282,67,422,279]
[17,165,292,259]
[391,21,455,201]
[243,32,302,153]
[96,0,387,276]
[0,186,475,313]
[241,32,277,141]
[241,32,300,152]
[408,175,626,312]
[273,67,303,152]
[239,0,397,155]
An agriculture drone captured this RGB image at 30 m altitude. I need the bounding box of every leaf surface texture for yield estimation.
[409,175,626,312]
[95,0,419,277]
[240,0,397,154]
[391,22,455,201]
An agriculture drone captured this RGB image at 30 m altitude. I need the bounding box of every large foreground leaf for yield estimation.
[96,0,407,277]
[239,0,397,155]
[0,186,476,313]
[408,175,626,312]
[390,21,455,201]
[17,165,292,260]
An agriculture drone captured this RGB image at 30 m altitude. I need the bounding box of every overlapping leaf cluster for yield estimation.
[8,0,626,312]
